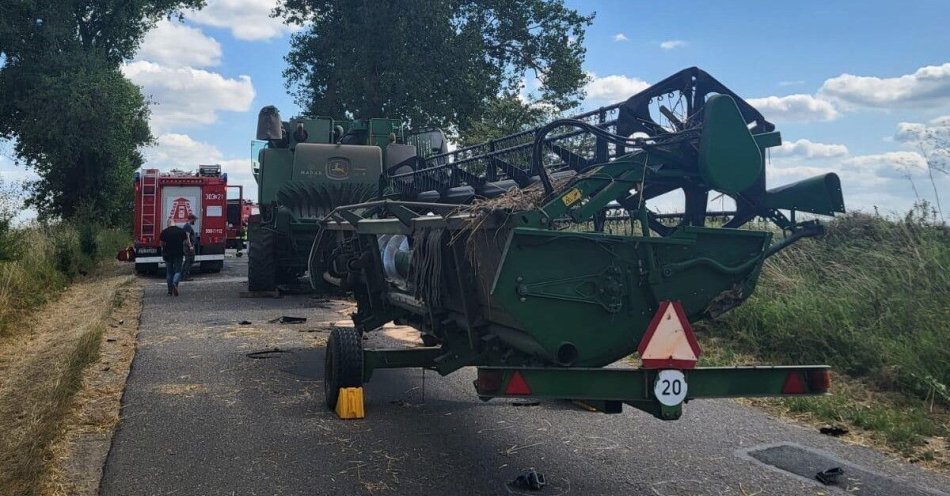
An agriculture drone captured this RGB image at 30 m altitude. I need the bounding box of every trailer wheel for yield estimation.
[324,327,363,410]
[247,224,276,291]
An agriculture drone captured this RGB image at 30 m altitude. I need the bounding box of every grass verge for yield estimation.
[0,263,138,496]
[699,205,949,469]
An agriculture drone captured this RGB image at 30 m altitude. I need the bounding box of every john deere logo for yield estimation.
[326,158,350,180]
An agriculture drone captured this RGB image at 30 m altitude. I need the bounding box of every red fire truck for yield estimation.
[132,165,229,275]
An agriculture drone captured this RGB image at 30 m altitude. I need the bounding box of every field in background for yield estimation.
[700,204,949,466]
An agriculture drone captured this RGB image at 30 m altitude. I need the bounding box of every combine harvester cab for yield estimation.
[292,67,845,420]
[131,165,228,275]
[247,109,431,291]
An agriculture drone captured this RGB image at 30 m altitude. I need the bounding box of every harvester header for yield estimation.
[253,67,845,420]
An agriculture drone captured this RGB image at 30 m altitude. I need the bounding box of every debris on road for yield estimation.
[245,348,289,359]
[510,469,546,491]
[239,320,252,325]
[815,467,844,485]
[269,316,307,324]
[819,426,849,437]
[239,290,281,299]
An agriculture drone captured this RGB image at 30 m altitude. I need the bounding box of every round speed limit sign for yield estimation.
[654,370,688,406]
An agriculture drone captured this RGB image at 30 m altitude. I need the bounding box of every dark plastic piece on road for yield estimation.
[510,469,546,491]
[269,316,307,324]
[246,348,288,359]
[815,467,844,485]
[819,426,849,437]
[239,320,252,325]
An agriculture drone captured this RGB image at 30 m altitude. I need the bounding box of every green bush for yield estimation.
[0,222,129,337]
[705,204,950,404]
[0,181,21,262]
[78,221,99,258]
[0,215,20,262]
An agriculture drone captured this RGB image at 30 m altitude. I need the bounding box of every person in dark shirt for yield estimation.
[181,214,198,280]
[159,222,192,296]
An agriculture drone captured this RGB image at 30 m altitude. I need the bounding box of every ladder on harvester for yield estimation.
[140,169,160,242]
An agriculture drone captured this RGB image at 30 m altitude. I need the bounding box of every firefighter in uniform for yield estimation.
[182,213,197,280]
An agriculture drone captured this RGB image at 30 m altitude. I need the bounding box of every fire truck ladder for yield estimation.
[140,169,160,242]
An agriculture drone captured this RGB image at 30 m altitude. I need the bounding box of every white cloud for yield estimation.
[895,116,950,143]
[145,134,257,201]
[771,139,849,159]
[659,40,687,50]
[146,133,225,167]
[819,62,950,109]
[136,20,222,68]
[930,115,950,127]
[842,151,929,179]
[122,61,255,131]
[0,150,39,184]
[747,94,839,122]
[763,134,947,213]
[778,80,805,87]
[612,33,629,42]
[584,73,650,103]
[187,0,298,41]
[894,118,949,175]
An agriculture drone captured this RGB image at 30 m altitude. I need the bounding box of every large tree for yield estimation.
[276,0,592,135]
[0,0,204,222]
[1,55,152,223]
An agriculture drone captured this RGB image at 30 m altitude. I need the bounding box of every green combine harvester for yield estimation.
[250,67,845,419]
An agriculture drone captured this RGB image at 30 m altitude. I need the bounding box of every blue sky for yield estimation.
[2,0,948,220]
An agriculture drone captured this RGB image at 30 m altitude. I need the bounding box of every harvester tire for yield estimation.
[324,327,363,410]
[247,226,277,291]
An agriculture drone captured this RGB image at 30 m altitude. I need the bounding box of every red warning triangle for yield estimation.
[637,301,702,369]
[504,371,532,395]
[782,372,806,394]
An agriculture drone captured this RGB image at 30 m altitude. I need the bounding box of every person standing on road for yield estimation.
[181,214,198,281]
[159,222,191,296]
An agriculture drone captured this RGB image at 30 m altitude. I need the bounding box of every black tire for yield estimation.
[324,327,364,410]
[276,266,299,285]
[247,224,277,291]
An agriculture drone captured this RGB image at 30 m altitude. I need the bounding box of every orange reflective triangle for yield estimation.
[637,301,702,369]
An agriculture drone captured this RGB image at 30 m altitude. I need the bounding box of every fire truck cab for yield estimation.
[132,165,229,275]
[225,186,257,253]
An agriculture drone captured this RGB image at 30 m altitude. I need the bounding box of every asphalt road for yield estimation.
[101,256,950,496]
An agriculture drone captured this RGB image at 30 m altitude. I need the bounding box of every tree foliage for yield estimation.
[0,0,204,223]
[1,55,152,224]
[276,0,592,136]
[457,94,557,147]
[0,0,204,64]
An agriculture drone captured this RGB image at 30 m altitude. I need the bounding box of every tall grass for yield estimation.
[706,204,949,404]
[0,223,128,337]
